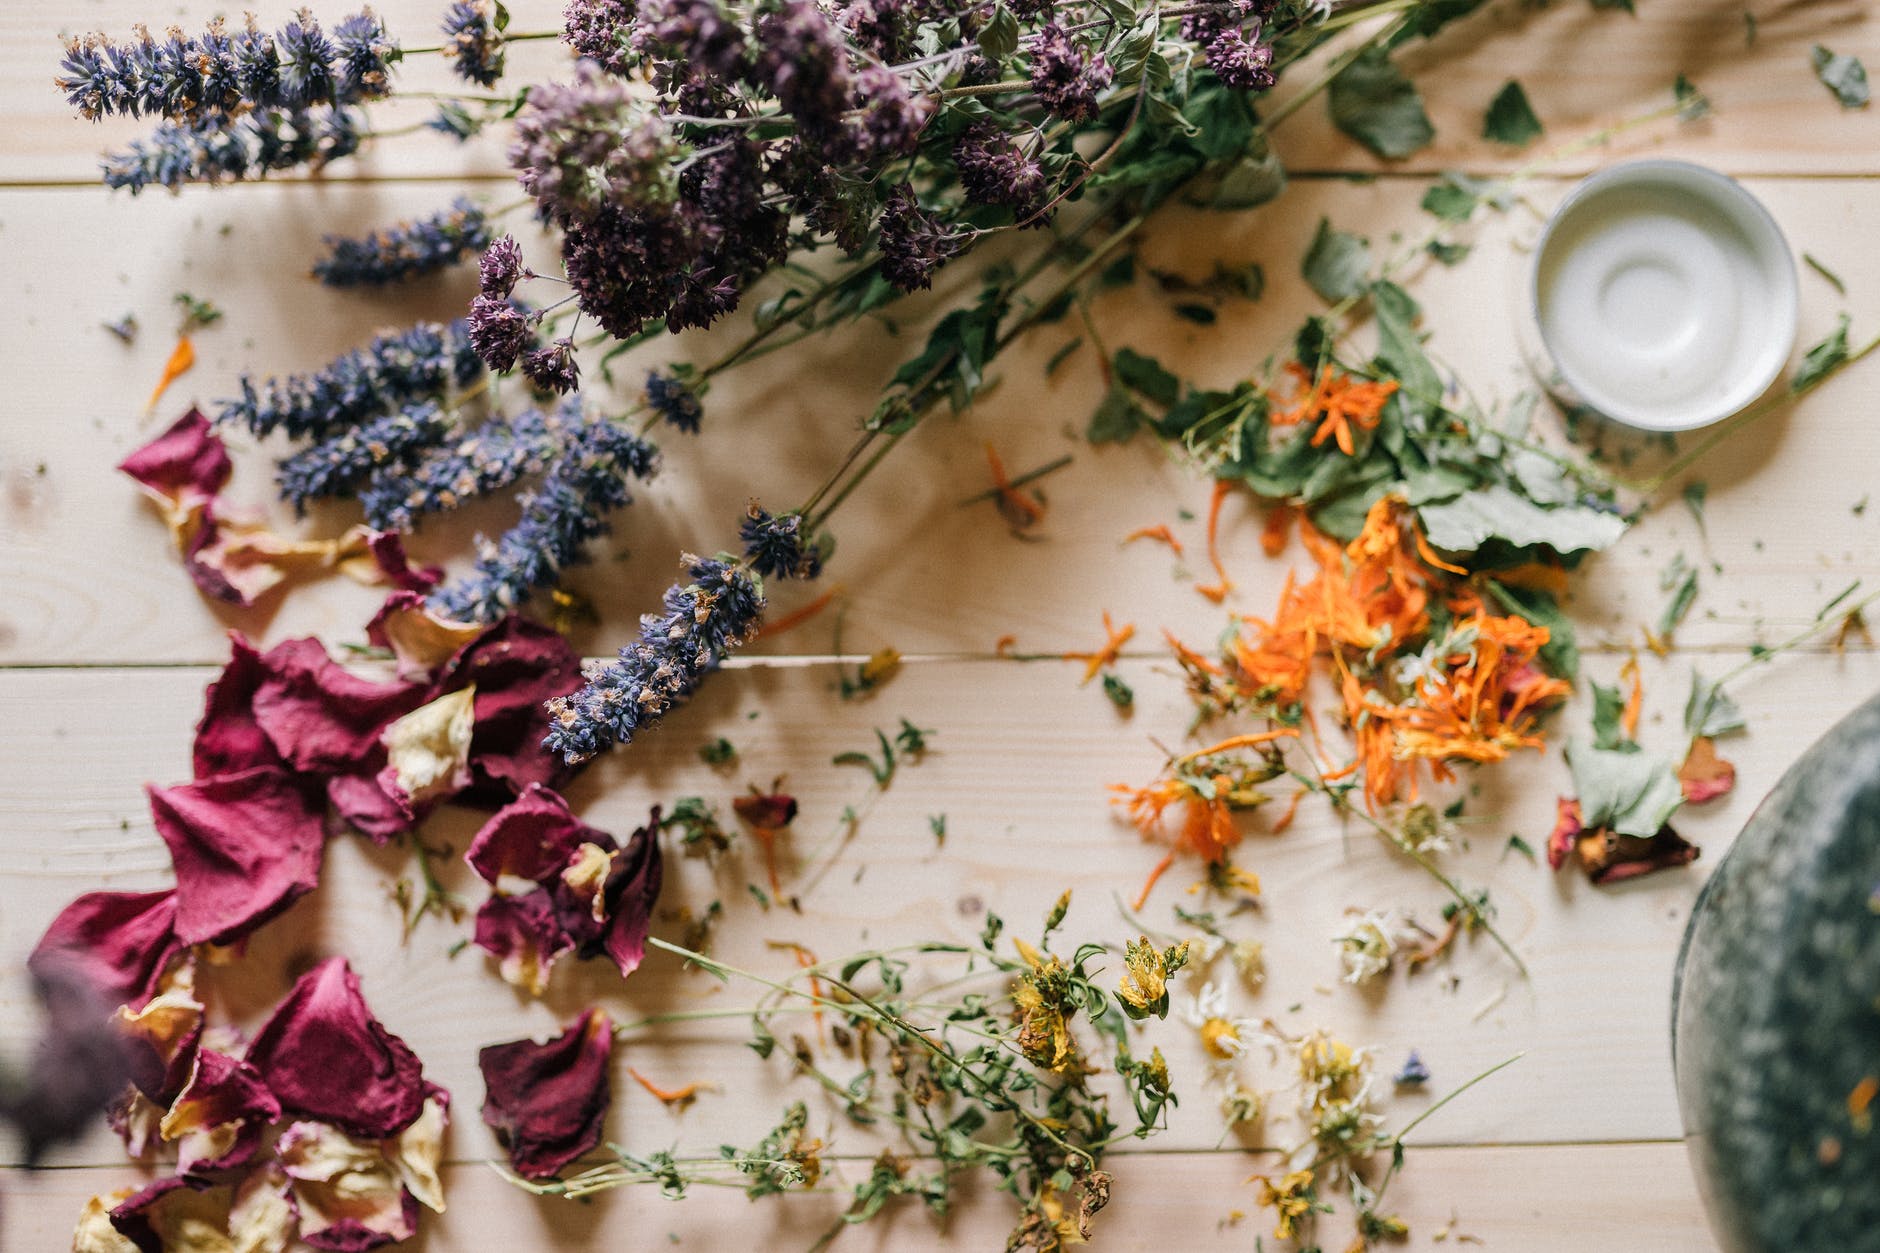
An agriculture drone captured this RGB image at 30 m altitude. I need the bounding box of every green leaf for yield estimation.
[1482,80,1544,146]
[1199,150,1288,209]
[1113,347,1181,405]
[1589,680,1630,750]
[1416,484,1628,556]
[1102,672,1135,709]
[1487,581,1579,679]
[1657,554,1699,639]
[1180,81,1257,161]
[1812,45,1871,109]
[1427,239,1471,266]
[1674,74,1712,120]
[1389,0,1489,44]
[1088,384,1147,444]
[977,5,1019,60]
[1566,739,1683,838]
[1684,670,1746,739]
[1329,48,1436,160]
[1370,280,1442,403]
[1420,179,1478,222]
[1301,218,1372,303]
[1792,313,1851,392]
[1682,481,1709,532]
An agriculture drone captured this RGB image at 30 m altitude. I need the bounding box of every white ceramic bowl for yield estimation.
[1528,160,1798,432]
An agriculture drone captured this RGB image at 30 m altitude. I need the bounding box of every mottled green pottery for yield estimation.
[1672,693,1880,1252]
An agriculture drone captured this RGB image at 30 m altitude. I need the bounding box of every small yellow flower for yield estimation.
[1180,981,1257,1061]
[1115,936,1189,1020]
[1254,1168,1318,1240]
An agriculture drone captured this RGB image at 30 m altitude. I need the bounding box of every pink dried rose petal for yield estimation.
[193,633,286,777]
[473,890,574,996]
[277,1120,420,1251]
[326,771,418,845]
[148,767,326,947]
[440,616,583,798]
[252,637,430,773]
[117,409,231,548]
[464,784,604,885]
[162,1049,282,1176]
[245,957,426,1139]
[375,686,477,812]
[114,960,204,1105]
[365,591,483,680]
[1678,736,1737,804]
[1545,796,1582,871]
[362,529,442,592]
[1580,824,1701,885]
[107,1176,232,1253]
[478,1008,614,1180]
[29,888,181,1008]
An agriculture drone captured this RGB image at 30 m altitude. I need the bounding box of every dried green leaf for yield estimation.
[1328,48,1435,160]
[1482,80,1544,146]
[1812,44,1871,109]
[1301,218,1372,303]
[1567,739,1683,838]
[1416,483,1627,556]
[1793,313,1851,393]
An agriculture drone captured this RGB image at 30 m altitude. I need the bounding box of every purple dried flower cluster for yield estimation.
[740,505,822,580]
[467,296,540,371]
[522,338,582,395]
[644,370,704,433]
[102,106,362,194]
[312,197,493,287]
[878,184,964,292]
[275,402,452,514]
[442,0,507,86]
[1181,0,1276,90]
[953,125,1051,223]
[430,415,660,623]
[220,320,482,441]
[1024,21,1113,124]
[361,404,570,531]
[562,0,638,76]
[543,554,765,763]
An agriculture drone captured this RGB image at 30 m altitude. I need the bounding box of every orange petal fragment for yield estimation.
[1124,523,1184,556]
[147,335,196,415]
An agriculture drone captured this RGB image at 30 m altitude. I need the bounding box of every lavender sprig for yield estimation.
[360,403,571,531]
[102,106,362,194]
[58,11,398,123]
[543,555,765,764]
[312,198,493,287]
[275,402,451,514]
[429,416,660,623]
[740,505,822,580]
[220,319,482,441]
[441,0,507,86]
[644,370,704,434]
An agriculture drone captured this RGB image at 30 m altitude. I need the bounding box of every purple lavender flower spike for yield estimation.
[313,198,493,287]
[275,403,452,513]
[442,0,507,86]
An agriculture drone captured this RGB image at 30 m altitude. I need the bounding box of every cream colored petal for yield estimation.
[229,1163,296,1253]
[277,1121,382,1183]
[387,1095,449,1214]
[559,842,616,924]
[280,1120,414,1243]
[112,1088,166,1159]
[381,685,477,806]
[372,602,484,679]
[114,960,202,1066]
[73,1189,139,1253]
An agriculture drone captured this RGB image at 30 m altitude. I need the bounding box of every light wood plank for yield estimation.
[0,1140,1718,1252]
[1,648,1870,1170]
[0,176,1874,665]
[5,0,1875,185]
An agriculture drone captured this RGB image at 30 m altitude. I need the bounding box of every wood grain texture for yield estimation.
[0,1140,1715,1251]
[0,174,1873,666]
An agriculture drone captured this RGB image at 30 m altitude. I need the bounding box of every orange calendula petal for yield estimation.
[1124,523,1184,556]
[628,1067,717,1110]
[146,335,196,415]
[1064,611,1135,684]
[754,584,843,640]
[1260,503,1293,557]
[1620,656,1643,741]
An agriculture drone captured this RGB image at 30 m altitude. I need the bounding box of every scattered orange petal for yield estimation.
[1620,656,1643,741]
[1269,788,1306,834]
[1197,480,1237,603]
[146,336,196,415]
[628,1067,718,1110]
[1124,523,1184,556]
[755,584,844,640]
[984,442,1045,530]
[995,634,1018,657]
[1678,737,1736,803]
[1260,503,1293,558]
[1269,362,1398,456]
[766,941,825,1043]
[1064,611,1135,685]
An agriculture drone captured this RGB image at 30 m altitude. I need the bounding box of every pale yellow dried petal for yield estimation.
[387,1094,449,1214]
[560,841,616,924]
[381,685,477,805]
[73,1189,139,1253]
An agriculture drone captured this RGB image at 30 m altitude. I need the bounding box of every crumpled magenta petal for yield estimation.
[365,591,483,680]
[117,408,230,546]
[1545,796,1582,871]
[29,889,181,1008]
[478,1008,614,1180]
[362,529,442,592]
[464,784,603,885]
[1679,736,1737,804]
[161,1049,282,1176]
[376,686,476,811]
[193,633,286,777]
[277,1120,420,1251]
[325,772,417,846]
[114,960,204,1105]
[148,768,326,947]
[590,810,663,979]
[107,1176,232,1253]
[252,638,430,773]
[245,957,426,1139]
[473,891,573,996]
[441,617,583,797]
[1582,825,1702,885]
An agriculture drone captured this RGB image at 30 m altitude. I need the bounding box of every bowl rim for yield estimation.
[1527,157,1800,433]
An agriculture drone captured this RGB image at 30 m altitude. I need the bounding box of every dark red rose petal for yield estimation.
[1582,824,1701,885]
[28,889,181,1008]
[473,890,574,996]
[440,616,583,799]
[108,1176,214,1253]
[252,637,430,773]
[167,1049,282,1175]
[464,784,607,885]
[478,1008,614,1180]
[557,808,663,980]
[244,957,427,1139]
[326,771,418,845]
[118,409,231,512]
[733,791,799,831]
[299,1190,421,1252]
[147,767,326,947]
[193,632,287,777]
[364,530,442,593]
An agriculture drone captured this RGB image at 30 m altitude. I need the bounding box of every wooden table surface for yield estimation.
[1,1,1874,1249]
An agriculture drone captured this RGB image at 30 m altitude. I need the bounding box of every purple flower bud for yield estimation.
[468,295,538,372]
[522,338,581,396]
[479,234,526,298]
